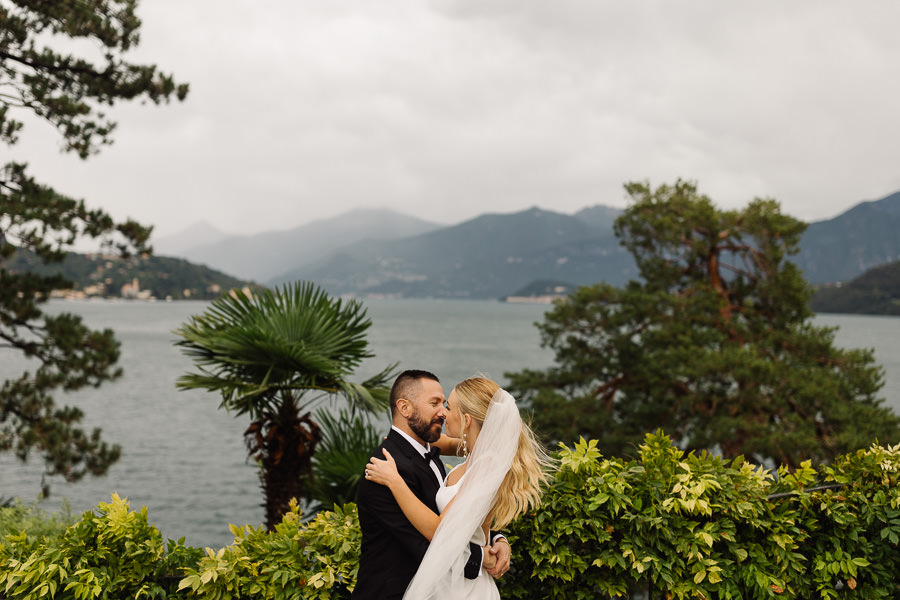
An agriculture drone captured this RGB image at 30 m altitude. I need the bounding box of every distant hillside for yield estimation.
[272,206,636,299]
[175,208,443,281]
[7,250,251,300]
[796,191,900,284]
[810,260,900,315]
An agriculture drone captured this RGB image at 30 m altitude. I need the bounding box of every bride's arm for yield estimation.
[366,449,443,540]
[367,452,500,573]
[431,433,462,456]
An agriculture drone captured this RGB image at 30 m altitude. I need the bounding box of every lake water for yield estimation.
[2,300,899,548]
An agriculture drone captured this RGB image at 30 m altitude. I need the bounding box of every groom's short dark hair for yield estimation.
[390,369,440,417]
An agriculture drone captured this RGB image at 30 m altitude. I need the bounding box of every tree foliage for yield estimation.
[174,281,395,529]
[508,180,899,467]
[0,0,187,493]
[1,1,188,157]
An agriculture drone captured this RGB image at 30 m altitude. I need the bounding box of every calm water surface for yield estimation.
[1,300,898,548]
[0,299,553,547]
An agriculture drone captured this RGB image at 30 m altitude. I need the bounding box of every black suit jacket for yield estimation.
[353,429,481,600]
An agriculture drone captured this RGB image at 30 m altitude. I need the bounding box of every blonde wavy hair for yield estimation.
[453,377,552,530]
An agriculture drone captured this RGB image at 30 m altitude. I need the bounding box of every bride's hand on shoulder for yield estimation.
[365,449,402,489]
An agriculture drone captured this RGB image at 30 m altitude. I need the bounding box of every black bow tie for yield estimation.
[424,446,441,463]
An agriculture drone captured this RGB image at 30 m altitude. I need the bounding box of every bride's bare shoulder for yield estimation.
[445,462,467,486]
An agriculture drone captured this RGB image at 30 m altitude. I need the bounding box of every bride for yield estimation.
[365,377,551,599]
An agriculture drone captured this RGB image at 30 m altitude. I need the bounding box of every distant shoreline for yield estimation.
[503,295,565,304]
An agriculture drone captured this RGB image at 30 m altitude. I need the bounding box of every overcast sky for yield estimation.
[14,1,900,238]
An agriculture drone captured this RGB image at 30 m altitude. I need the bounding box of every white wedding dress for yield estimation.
[403,389,522,600]
[433,470,499,599]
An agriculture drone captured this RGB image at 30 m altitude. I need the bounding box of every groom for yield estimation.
[353,369,511,600]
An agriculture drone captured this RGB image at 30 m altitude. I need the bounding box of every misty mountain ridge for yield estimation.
[151,191,900,301]
[165,208,444,281]
[573,204,625,230]
[152,221,231,256]
[796,190,900,284]
[270,205,632,299]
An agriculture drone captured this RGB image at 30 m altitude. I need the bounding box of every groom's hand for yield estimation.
[486,537,511,578]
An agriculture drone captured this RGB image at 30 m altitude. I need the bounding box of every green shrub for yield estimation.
[2,435,898,600]
[177,499,360,600]
[0,493,201,600]
[791,442,900,598]
[0,499,75,553]
[501,433,900,600]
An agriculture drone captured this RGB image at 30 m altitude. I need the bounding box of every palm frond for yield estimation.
[173,281,392,418]
[336,362,398,414]
[309,408,383,509]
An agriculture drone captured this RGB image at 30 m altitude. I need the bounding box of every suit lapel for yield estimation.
[434,456,447,481]
[386,429,443,488]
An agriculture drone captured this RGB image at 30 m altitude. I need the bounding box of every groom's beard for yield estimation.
[409,408,444,444]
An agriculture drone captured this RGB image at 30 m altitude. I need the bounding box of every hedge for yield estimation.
[2,432,898,599]
[502,433,900,599]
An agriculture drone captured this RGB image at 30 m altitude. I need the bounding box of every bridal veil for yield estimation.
[403,388,523,600]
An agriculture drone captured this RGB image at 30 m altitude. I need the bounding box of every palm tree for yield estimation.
[173,282,394,529]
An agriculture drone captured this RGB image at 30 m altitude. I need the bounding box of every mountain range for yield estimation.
[153,209,443,282]
[155,191,900,300]
[796,191,900,283]
[274,206,636,299]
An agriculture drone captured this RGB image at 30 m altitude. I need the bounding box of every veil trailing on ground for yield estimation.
[403,388,523,600]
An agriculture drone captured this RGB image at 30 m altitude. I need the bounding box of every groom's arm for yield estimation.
[363,472,431,558]
[360,447,433,561]
[464,543,482,579]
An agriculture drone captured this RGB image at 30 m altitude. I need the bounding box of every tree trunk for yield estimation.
[246,393,321,530]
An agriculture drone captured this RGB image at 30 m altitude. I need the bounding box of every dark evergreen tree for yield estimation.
[1,0,187,493]
[508,180,899,467]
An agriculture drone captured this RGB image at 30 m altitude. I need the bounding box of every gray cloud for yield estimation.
[15,0,900,237]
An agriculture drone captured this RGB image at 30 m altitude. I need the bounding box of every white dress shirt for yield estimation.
[391,425,444,483]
